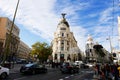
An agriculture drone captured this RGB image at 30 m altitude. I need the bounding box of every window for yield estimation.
[61,47,64,51]
[62,33,64,36]
[60,28,66,30]
[55,54,57,59]
[67,47,69,51]
[61,40,64,44]
[67,41,69,45]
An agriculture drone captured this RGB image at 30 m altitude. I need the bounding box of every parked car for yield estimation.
[60,62,79,74]
[0,65,9,79]
[20,63,47,74]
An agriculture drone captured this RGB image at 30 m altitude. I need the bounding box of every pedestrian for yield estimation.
[112,63,119,80]
[100,64,105,80]
[117,66,120,77]
[104,63,111,79]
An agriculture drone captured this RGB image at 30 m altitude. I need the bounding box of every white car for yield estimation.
[74,61,83,68]
[86,63,93,68]
[0,66,9,79]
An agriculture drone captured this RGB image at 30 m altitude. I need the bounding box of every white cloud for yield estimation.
[71,26,87,51]
[0,0,88,50]
[99,8,113,24]
[0,0,119,53]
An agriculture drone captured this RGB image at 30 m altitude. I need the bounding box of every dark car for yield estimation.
[60,62,79,74]
[20,63,47,74]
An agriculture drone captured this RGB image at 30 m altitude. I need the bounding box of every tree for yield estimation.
[31,42,52,63]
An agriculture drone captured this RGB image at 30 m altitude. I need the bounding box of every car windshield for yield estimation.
[25,64,34,67]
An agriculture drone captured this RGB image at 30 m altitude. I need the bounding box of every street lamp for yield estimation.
[2,0,20,65]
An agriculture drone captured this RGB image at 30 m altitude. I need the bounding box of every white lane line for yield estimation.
[70,74,74,76]
[65,76,69,78]
[14,77,26,80]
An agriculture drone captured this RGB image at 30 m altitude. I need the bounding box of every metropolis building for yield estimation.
[85,35,97,62]
[52,14,81,63]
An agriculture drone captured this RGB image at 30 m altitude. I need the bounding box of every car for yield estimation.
[16,59,28,64]
[0,65,9,79]
[20,63,47,74]
[60,62,79,74]
[86,63,93,68]
[74,61,83,68]
[80,63,89,69]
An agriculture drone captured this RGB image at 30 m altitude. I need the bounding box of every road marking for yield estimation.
[59,79,64,80]
[65,76,69,78]
[70,74,74,76]
[14,77,26,80]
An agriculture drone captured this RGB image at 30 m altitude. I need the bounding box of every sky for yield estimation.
[0,0,120,52]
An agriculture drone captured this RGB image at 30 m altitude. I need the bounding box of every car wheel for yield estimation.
[0,72,7,79]
[32,70,35,74]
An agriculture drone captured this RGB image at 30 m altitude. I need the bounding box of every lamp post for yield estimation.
[2,0,20,65]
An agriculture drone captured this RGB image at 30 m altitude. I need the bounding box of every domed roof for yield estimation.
[87,34,93,41]
[58,13,69,27]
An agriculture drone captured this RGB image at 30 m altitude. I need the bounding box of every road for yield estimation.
[6,64,95,80]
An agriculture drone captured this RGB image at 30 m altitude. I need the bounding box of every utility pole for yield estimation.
[106,36,112,53]
[2,0,20,65]
[109,36,112,53]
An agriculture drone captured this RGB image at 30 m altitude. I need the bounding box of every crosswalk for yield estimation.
[58,70,94,80]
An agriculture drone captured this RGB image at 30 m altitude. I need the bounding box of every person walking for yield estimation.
[112,63,119,80]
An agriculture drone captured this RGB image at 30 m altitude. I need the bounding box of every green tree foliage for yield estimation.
[31,42,52,63]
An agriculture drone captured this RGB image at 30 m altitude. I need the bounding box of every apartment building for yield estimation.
[17,40,32,60]
[0,17,20,61]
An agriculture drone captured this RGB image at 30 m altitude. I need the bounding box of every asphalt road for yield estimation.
[5,64,95,80]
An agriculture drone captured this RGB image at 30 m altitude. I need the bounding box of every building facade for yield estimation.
[52,14,81,63]
[0,17,20,62]
[85,35,96,62]
[17,40,32,60]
